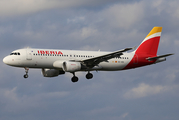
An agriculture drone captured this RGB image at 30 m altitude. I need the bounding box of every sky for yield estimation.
[0,0,179,120]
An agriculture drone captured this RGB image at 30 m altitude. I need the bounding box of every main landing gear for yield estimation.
[71,73,78,83]
[71,72,93,83]
[86,72,93,79]
[24,67,29,78]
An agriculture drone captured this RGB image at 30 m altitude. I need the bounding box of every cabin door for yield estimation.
[26,49,32,60]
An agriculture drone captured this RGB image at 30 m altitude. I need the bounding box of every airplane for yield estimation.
[3,27,173,82]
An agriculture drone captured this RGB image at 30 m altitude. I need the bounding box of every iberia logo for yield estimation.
[37,50,63,55]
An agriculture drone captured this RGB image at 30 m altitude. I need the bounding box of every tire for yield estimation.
[24,74,28,78]
[71,76,78,82]
[86,73,93,79]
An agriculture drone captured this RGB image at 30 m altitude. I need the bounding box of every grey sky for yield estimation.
[0,0,179,120]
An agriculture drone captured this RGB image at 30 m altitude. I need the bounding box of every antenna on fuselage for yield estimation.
[23,46,31,49]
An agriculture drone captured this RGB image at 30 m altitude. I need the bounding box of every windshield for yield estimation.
[10,52,20,55]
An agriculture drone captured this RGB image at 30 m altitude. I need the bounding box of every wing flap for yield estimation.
[82,48,133,67]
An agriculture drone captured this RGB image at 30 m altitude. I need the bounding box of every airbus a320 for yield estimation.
[3,27,173,82]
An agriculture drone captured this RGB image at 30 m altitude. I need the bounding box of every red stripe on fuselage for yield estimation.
[122,54,156,70]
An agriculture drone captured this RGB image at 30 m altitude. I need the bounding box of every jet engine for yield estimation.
[42,69,65,77]
[62,61,81,72]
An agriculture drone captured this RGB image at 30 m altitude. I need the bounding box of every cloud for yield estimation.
[1,0,179,120]
[0,86,69,114]
[67,16,85,23]
[69,27,99,40]
[0,0,121,17]
[121,112,129,119]
[0,0,58,17]
[87,106,115,116]
[153,0,179,20]
[124,83,173,99]
[100,1,145,29]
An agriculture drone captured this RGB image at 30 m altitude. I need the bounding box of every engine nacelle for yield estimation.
[42,69,65,77]
[62,61,81,72]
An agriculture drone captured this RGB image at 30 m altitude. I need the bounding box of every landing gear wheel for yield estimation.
[24,74,28,78]
[71,76,79,83]
[24,67,29,79]
[86,73,93,79]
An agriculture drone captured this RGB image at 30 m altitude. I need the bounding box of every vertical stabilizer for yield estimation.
[135,27,162,56]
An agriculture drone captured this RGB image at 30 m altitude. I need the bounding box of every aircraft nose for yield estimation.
[3,56,9,64]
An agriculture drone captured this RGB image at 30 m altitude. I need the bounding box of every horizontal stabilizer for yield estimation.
[147,53,174,61]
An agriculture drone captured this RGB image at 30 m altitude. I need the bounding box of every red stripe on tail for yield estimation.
[135,36,160,56]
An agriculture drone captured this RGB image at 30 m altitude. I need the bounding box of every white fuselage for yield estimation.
[2,27,172,82]
[3,48,134,71]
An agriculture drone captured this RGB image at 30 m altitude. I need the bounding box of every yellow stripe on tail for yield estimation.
[145,27,162,38]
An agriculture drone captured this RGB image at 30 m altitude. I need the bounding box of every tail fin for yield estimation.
[135,27,162,56]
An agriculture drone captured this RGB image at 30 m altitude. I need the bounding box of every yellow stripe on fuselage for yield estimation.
[145,27,162,38]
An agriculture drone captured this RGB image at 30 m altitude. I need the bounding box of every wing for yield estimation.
[81,48,133,68]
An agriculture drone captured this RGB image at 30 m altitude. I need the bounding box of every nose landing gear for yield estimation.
[24,67,29,78]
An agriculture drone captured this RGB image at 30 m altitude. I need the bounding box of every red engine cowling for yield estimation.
[62,61,81,72]
[42,69,65,77]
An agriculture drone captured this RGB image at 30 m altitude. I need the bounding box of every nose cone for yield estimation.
[3,56,9,65]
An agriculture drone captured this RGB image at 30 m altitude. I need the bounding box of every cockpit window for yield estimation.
[10,52,20,55]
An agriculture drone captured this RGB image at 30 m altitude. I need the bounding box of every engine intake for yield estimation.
[62,61,81,72]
